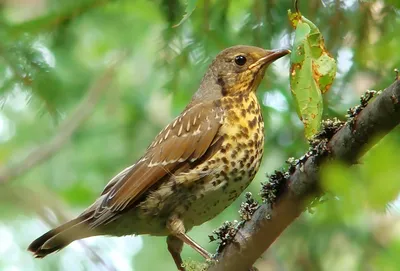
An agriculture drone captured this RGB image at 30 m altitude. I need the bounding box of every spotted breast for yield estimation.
[180,91,264,228]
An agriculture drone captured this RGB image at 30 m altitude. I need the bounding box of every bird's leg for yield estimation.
[167,215,212,260]
[167,235,185,271]
[176,232,212,260]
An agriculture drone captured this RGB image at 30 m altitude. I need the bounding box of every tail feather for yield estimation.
[28,212,95,258]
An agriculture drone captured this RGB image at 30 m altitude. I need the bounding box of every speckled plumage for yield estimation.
[28,45,290,271]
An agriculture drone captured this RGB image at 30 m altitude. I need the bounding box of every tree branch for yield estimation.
[208,79,400,271]
[0,58,121,184]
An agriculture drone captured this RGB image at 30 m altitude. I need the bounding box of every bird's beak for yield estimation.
[248,49,291,70]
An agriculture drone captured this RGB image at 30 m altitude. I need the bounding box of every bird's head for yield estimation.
[192,45,290,102]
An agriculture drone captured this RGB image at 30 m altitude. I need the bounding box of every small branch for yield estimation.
[203,0,210,33]
[0,57,122,184]
[7,186,116,271]
[208,80,400,271]
[6,0,112,37]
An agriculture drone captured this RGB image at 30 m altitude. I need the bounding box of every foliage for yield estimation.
[0,0,399,271]
[289,9,337,139]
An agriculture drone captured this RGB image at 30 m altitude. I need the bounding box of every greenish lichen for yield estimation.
[238,192,260,221]
[182,259,209,271]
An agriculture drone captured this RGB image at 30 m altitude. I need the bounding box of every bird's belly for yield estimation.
[121,144,263,236]
[181,107,264,227]
[181,173,253,228]
[182,147,263,228]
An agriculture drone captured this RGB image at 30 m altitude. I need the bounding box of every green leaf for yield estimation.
[321,138,400,215]
[362,138,400,210]
[173,0,197,27]
[288,10,337,139]
[321,162,364,218]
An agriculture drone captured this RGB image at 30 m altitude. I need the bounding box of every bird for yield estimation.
[28,45,290,271]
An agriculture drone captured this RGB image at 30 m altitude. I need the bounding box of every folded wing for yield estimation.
[90,101,224,226]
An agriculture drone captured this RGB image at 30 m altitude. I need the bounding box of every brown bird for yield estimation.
[28,45,289,270]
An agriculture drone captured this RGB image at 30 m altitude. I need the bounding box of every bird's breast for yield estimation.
[214,92,265,188]
[178,93,265,227]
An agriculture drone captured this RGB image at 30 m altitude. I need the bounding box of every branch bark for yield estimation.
[208,79,400,271]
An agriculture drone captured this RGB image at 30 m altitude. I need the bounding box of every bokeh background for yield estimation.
[1,0,400,270]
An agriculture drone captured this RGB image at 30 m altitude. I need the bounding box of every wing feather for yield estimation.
[91,101,224,224]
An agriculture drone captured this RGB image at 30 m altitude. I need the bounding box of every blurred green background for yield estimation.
[1,0,400,270]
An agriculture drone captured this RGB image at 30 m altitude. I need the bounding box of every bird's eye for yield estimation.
[234,55,247,66]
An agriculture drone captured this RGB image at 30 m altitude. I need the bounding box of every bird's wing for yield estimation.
[91,101,224,223]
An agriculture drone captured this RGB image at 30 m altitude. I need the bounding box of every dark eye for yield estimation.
[234,55,247,66]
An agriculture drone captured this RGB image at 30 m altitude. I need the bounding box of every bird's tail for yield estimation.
[28,212,95,258]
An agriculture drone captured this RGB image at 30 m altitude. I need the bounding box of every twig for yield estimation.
[208,80,400,271]
[0,57,122,184]
[6,0,112,37]
[6,186,116,271]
